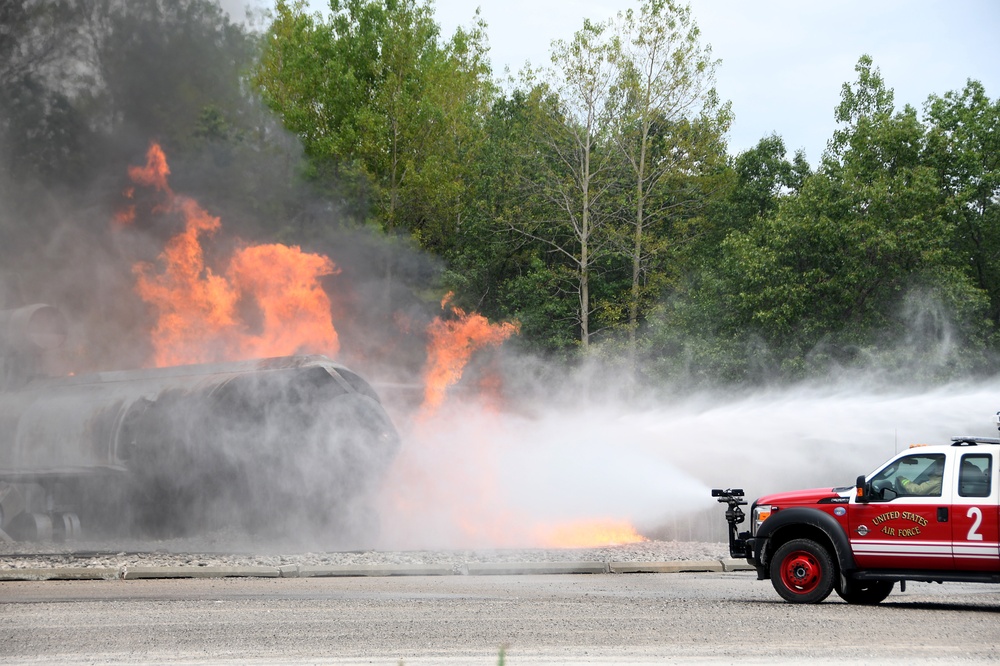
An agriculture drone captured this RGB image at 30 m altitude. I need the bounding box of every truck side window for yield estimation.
[958,453,992,498]
[870,453,946,499]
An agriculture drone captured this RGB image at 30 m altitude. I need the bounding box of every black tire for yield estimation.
[835,579,894,605]
[769,538,835,603]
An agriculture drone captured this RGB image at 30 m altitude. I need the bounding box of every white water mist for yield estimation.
[376,376,1000,548]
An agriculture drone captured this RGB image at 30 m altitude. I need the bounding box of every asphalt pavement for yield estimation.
[3,571,999,664]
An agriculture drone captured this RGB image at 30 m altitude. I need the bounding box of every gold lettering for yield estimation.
[872,511,901,525]
[882,526,896,536]
[900,512,930,527]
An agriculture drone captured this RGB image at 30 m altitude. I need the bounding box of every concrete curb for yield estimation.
[609,560,722,574]
[292,564,455,578]
[0,559,752,581]
[464,561,610,575]
[0,567,120,581]
[121,565,281,580]
[721,558,756,572]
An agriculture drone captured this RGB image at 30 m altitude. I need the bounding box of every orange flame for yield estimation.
[420,293,518,415]
[114,187,137,225]
[127,143,172,194]
[114,206,136,226]
[123,143,339,367]
[539,519,648,549]
[116,145,643,551]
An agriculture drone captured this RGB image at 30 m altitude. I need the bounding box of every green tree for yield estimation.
[725,134,809,224]
[0,0,91,190]
[925,81,1000,325]
[0,0,272,210]
[509,20,620,354]
[80,0,257,151]
[253,0,492,251]
[656,57,988,382]
[607,0,730,365]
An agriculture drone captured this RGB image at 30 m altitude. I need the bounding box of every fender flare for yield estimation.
[756,507,857,574]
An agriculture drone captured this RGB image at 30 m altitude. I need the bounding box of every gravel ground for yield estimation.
[0,538,727,570]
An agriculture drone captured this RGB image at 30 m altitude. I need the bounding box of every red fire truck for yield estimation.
[714,420,1000,604]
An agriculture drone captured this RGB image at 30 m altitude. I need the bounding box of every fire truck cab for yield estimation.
[714,426,1000,604]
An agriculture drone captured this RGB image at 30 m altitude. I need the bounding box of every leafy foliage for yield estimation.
[653,56,994,383]
[925,80,1000,325]
[253,0,492,251]
[3,1,999,386]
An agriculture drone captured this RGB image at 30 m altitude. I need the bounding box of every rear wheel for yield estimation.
[769,538,835,603]
[836,578,894,605]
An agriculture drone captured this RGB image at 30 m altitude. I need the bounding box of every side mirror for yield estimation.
[855,475,870,503]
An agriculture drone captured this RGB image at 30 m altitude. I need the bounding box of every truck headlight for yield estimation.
[753,504,773,531]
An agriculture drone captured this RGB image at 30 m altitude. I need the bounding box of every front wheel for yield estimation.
[769,538,835,603]
[835,578,894,605]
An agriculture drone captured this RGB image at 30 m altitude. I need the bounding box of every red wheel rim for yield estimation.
[779,550,821,594]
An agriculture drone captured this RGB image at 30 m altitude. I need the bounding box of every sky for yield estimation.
[234,0,1000,165]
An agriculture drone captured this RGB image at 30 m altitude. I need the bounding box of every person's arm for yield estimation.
[900,476,940,495]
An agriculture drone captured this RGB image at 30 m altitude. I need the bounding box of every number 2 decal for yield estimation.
[967,507,984,541]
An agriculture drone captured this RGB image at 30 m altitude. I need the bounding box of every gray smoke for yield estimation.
[374,371,1000,548]
[3,1,999,554]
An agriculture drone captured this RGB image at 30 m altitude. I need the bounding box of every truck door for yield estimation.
[951,450,999,571]
[849,452,953,570]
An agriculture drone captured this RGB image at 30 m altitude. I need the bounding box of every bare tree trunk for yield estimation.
[580,147,591,351]
[628,135,648,368]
